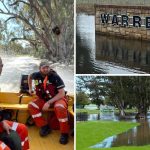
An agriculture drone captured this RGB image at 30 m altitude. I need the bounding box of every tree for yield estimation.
[0,0,74,63]
[76,76,92,92]
[128,76,150,118]
[106,76,131,118]
[104,76,150,119]
[76,92,90,108]
[76,76,107,109]
[86,77,107,109]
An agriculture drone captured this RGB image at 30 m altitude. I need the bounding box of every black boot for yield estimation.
[40,125,51,137]
[59,133,69,144]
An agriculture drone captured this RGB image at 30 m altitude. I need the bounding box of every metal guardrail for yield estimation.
[77,0,150,6]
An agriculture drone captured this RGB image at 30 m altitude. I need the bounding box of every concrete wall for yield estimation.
[76,3,95,15]
[77,0,150,6]
[95,5,150,41]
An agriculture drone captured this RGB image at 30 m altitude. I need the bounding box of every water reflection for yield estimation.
[96,35,150,73]
[76,14,104,74]
[76,14,150,74]
[91,120,150,148]
[76,112,115,121]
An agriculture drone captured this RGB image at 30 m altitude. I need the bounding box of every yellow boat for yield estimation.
[0,92,74,150]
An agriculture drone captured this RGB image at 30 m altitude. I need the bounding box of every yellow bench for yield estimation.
[0,103,74,114]
[0,92,74,122]
[0,103,28,110]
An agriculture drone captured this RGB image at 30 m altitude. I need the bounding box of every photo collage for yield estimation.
[0,0,150,150]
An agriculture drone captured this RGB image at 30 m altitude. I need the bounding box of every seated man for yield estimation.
[0,57,29,150]
[28,61,69,144]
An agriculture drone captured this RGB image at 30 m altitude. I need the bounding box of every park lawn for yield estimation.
[76,121,150,150]
[76,109,100,114]
[76,108,138,114]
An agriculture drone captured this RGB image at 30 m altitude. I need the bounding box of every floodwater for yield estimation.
[0,55,74,94]
[76,112,136,122]
[76,14,150,74]
[77,112,150,147]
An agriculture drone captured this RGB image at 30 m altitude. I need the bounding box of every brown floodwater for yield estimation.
[0,55,74,93]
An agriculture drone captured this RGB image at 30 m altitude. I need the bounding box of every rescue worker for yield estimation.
[28,61,69,144]
[0,57,30,150]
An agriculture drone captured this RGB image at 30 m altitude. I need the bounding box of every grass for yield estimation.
[76,108,137,114]
[76,121,150,150]
[76,109,100,114]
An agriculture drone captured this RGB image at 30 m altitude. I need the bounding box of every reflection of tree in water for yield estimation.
[76,113,101,121]
[112,120,150,147]
[96,35,150,73]
[91,119,150,148]
[76,112,88,121]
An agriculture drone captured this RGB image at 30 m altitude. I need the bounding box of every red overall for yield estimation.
[0,121,29,150]
[28,73,69,134]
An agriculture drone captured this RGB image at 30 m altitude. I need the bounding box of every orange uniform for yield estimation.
[0,121,29,150]
[28,71,69,134]
[0,141,10,150]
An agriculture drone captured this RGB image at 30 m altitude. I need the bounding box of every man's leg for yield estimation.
[28,98,51,136]
[54,98,70,144]
[6,121,29,150]
[0,121,29,150]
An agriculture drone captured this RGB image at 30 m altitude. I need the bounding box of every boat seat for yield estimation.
[0,103,73,112]
[0,103,74,123]
[0,95,74,121]
[0,103,28,110]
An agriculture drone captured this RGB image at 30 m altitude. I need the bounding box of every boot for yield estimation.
[59,133,69,144]
[40,124,51,136]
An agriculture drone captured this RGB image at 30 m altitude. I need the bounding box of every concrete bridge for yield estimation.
[77,0,150,41]
[77,0,150,15]
[77,0,150,6]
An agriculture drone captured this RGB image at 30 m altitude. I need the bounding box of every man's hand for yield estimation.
[28,74,34,96]
[28,89,34,96]
[42,100,53,111]
[2,120,11,134]
[42,101,52,111]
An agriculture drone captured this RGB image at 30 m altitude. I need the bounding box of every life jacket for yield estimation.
[35,76,57,101]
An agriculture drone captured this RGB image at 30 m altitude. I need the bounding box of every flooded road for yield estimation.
[77,112,150,147]
[0,55,74,94]
[76,14,150,74]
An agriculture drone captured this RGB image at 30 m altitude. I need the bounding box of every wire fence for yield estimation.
[77,0,150,6]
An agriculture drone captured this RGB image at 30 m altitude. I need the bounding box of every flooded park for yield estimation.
[77,110,150,148]
[76,76,150,150]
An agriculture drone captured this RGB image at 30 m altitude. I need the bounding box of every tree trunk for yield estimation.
[119,108,126,118]
[135,107,147,119]
[97,105,100,109]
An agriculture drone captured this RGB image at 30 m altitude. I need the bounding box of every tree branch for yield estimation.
[0,0,10,13]
[11,37,40,43]
[5,17,16,23]
[9,0,30,6]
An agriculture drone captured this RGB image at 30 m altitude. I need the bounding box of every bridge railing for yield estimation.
[77,0,150,6]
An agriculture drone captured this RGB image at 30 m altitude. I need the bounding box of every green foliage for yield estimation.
[76,92,90,108]
[76,76,150,117]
